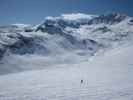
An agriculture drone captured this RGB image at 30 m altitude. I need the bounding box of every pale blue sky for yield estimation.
[0,0,132,25]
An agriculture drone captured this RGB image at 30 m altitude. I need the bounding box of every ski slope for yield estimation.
[0,44,133,100]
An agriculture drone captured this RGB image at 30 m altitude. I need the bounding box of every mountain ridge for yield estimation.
[0,12,133,74]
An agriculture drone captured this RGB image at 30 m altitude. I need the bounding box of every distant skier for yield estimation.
[81,80,83,84]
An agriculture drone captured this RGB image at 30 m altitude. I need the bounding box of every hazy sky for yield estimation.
[0,0,132,25]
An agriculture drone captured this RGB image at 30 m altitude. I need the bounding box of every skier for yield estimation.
[81,80,83,84]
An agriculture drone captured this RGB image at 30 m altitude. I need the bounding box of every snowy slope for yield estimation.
[0,43,133,100]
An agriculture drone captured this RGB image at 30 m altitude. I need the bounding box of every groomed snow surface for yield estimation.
[0,44,133,100]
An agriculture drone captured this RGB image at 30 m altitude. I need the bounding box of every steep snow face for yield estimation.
[36,13,97,31]
[0,13,133,75]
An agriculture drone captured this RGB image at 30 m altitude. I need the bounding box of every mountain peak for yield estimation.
[87,12,128,25]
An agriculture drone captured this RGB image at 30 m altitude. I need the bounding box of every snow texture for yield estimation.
[0,12,133,100]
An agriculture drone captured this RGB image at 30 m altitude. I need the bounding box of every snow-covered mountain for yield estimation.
[0,13,133,74]
[1,12,133,100]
